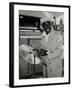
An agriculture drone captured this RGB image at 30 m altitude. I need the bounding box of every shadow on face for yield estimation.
[42,21,51,34]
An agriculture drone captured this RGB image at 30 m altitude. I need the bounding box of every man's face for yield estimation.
[42,21,51,34]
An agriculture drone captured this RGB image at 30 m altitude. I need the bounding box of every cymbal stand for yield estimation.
[33,55,36,78]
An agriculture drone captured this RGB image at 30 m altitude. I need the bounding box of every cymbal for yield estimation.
[19,44,41,64]
[24,53,41,64]
[19,44,33,53]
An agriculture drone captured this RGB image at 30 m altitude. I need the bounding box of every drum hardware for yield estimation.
[32,55,36,78]
[42,62,48,78]
[19,44,48,78]
[42,62,47,67]
[19,45,41,78]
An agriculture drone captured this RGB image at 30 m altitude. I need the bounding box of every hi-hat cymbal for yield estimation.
[19,44,41,64]
[19,44,33,53]
[24,53,41,64]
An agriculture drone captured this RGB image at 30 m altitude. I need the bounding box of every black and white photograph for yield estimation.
[19,10,64,79]
[9,2,70,87]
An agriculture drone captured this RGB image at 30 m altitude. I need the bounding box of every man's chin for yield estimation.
[45,30,51,34]
[46,31,50,34]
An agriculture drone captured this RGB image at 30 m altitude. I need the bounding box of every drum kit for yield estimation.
[19,44,48,78]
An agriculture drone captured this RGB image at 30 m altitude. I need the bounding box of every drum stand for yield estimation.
[42,62,48,78]
[32,55,36,78]
[33,55,48,78]
[32,54,48,78]
[27,52,36,78]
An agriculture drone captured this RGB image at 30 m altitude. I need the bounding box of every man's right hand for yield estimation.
[38,48,48,56]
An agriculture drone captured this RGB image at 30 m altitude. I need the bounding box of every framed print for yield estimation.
[9,2,70,87]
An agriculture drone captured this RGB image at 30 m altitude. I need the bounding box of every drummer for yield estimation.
[40,17,63,77]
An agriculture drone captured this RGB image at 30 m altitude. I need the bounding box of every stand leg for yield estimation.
[46,66,48,78]
[27,39,30,74]
[28,62,29,74]
[33,55,35,78]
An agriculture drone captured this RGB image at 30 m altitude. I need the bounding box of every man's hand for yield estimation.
[38,48,48,56]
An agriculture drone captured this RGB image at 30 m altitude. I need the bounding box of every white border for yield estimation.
[14,4,69,86]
